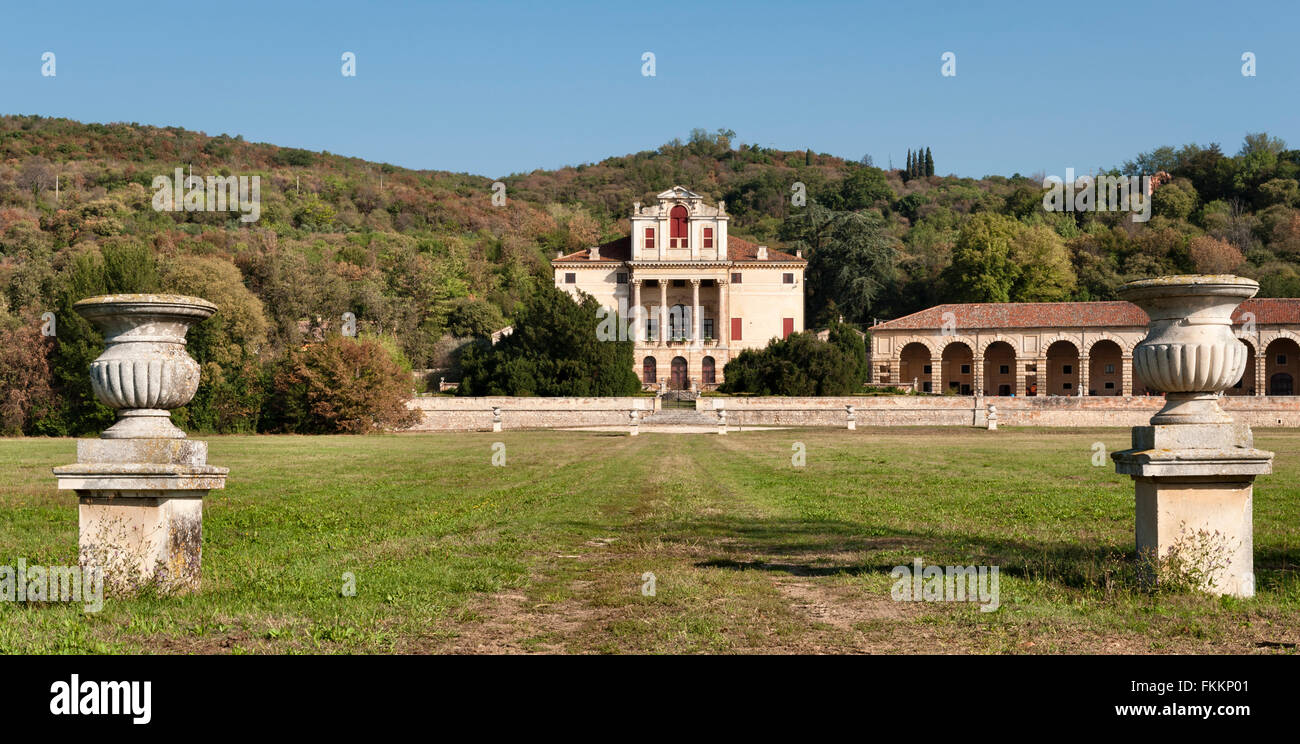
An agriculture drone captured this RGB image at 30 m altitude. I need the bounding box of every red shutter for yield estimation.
[645,228,654,249]
[703,227,713,248]
[731,318,742,341]
[782,318,794,339]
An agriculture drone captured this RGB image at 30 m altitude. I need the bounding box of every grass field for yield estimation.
[1,427,1298,654]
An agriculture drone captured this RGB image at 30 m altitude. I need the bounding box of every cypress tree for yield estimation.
[925,147,934,177]
[905,150,913,180]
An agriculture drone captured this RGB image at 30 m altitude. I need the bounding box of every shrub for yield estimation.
[263,335,418,433]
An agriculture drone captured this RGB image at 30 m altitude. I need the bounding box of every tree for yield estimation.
[0,315,57,435]
[720,326,865,395]
[458,283,640,396]
[264,335,417,433]
[781,202,896,325]
[924,147,934,177]
[162,255,269,433]
[1010,225,1076,301]
[941,213,1021,302]
[1188,235,1245,274]
[838,167,895,210]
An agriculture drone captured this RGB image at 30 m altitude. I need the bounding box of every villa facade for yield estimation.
[553,187,806,389]
[869,299,1300,397]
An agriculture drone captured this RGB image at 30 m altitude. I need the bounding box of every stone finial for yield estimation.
[757,245,768,260]
[633,201,641,214]
[590,245,600,260]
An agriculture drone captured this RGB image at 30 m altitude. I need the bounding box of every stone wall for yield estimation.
[403,394,1300,432]
[406,396,657,431]
[695,395,1300,428]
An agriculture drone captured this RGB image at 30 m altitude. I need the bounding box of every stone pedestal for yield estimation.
[987,404,998,431]
[717,409,727,435]
[55,440,226,593]
[1114,424,1270,596]
[629,409,639,436]
[492,406,503,433]
[846,405,856,431]
[1111,276,1273,598]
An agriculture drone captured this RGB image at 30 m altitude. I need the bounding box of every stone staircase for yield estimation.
[639,408,718,426]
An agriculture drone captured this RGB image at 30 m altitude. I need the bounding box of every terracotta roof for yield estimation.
[554,235,631,263]
[871,299,1300,331]
[551,235,804,264]
[727,236,804,263]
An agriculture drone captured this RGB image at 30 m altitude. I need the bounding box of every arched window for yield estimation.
[669,205,688,249]
[642,356,657,385]
[702,356,716,385]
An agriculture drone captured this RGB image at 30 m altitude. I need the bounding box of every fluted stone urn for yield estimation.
[74,294,216,439]
[54,294,226,595]
[1121,276,1256,425]
[1112,275,1272,597]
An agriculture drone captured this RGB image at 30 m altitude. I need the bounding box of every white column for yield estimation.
[631,279,643,343]
[658,280,668,344]
[719,278,730,346]
[691,279,701,342]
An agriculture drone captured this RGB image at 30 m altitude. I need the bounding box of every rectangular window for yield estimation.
[999,365,1009,374]
[703,227,713,248]
[564,273,576,284]
[644,228,655,250]
[1063,382,1073,390]
[616,273,628,284]
[1063,364,1073,374]
[647,318,658,341]
[1105,363,1115,374]
[1105,382,1115,389]
[960,364,971,374]
[783,273,794,284]
[731,272,742,283]
[923,382,932,392]
[703,319,714,339]
[782,318,794,339]
[731,317,743,341]
[923,364,932,375]
[1278,354,1287,365]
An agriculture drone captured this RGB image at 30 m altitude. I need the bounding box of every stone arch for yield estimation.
[982,340,1017,396]
[1087,339,1124,396]
[940,340,975,395]
[1045,339,1080,396]
[899,341,934,393]
[1264,337,1300,396]
[976,335,1019,357]
[1085,333,1133,356]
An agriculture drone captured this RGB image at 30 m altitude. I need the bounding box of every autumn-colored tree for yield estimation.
[1188,235,1245,274]
[0,317,57,435]
[264,335,418,434]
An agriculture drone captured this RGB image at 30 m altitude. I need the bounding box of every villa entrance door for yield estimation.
[670,357,688,389]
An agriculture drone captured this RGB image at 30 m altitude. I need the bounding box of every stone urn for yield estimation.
[74,294,217,439]
[1118,275,1257,425]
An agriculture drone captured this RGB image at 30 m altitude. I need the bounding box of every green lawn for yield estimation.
[1,427,1297,654]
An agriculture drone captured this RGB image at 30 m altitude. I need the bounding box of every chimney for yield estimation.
[590,245,600,260]
[757,245,768,260]
[795,248,802,259]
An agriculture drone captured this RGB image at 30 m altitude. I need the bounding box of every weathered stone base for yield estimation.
[54,438,226,596]
[1133,477,1255,597]
[79,493,204,594]
[1114,423,1271,598]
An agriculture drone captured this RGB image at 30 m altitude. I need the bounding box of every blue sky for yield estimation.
[1,1,1295,179]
